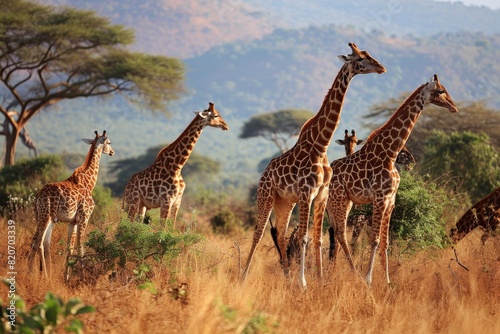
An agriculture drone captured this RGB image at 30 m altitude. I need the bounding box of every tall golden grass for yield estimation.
[1,204,499,334]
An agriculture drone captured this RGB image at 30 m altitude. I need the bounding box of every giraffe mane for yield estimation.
[365,83,427,142]
[74,133,100,174]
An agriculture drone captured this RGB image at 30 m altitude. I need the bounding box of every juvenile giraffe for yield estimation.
[28,131,114,281]
[242,43,386,289]
[330,129,416,257]
[123,102,229,226]
[326,75,458,286]
[450,186,500,244]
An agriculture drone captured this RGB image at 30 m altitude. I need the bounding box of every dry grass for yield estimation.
[1,206,499,334]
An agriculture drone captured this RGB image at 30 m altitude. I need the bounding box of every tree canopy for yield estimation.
[0,0,185,165]
[422,131,500,203]
[239,109,315,153]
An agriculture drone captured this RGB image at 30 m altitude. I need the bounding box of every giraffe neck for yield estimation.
[68,144,102,190]
[156,115,206,170]
[297,64,355,156]
[364,84,428,160]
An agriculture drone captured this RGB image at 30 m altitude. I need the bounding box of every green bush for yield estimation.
[72,219,204,285]
[90,185,115,223]
[349,170,464,253]
[0,155,66,215]
[0,285,95,334]
[210,209,244,234]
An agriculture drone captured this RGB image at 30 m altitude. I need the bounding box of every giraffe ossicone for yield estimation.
[122,102,229,226]
[241,42,386,290]
[327,74,458,286]
[28,130,114,281]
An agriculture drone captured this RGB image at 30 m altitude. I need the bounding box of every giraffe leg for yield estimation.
[241,181,274,281]
[296,194,313,290]
[379,200,396,285]
[365,201,385,286]
[64,224,77,282]
[350,216,365,254]
[170,186,185,228]
[41,222,54,277]
[273,196,294,274]
[312,187,328,279]
[28,214,53,278]
[160,200,174,228]
[327,194,355,270]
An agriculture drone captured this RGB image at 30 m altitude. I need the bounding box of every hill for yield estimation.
[9,1,500,193]
[40,0,500,58]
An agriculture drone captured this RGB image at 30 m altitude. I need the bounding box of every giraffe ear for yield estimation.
[338,55,351,63]
[198,111,211,119]
[357,139,365,146]
[335,139,346,146]
[81,138,95,145]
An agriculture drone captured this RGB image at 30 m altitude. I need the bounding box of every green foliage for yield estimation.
[0,155,66,215]
[350,171,462,252]
[1,283,95,334]
[216,299,279,333]
[90,185,115,223]
[78,219,204,284]
[0,0,185,165]
[240,109,315,153]
[422,131,500,203]
[210,209,244,234]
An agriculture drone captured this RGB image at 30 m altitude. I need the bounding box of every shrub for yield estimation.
[71,219,204,285]
[0,284,95,334]
[349,170,465,253]
[0,155,66,216]
[210,209,244,234]
[90,185,115,223]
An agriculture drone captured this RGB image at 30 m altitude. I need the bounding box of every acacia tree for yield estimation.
[0,0,185,166]
[239,109,314,153]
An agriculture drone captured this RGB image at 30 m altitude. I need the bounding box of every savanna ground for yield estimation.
[1,201,499,334]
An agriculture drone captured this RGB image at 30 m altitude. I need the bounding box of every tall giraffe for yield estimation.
[241,43,386,289]
[326,75,458,286]
[330,129,416,257]
[123,102,229,226]
[450,186,500,244]
[28,131,114,281]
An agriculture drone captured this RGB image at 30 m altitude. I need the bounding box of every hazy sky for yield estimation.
[436,0,500,9]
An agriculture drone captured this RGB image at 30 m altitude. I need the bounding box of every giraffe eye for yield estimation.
[437,90,445,94]
[356,58,363,61]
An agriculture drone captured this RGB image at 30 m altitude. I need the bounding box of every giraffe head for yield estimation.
[196,102,229,131]
[449,227,465,244]
[335,129,365,156]
[424,74,458,113]
[396,146,416,171]
[81,130,115,156]
[337,42,387,75]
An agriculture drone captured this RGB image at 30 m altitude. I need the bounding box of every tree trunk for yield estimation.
[3,127,20,166]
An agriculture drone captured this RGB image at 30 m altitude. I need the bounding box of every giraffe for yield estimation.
[122,102,229,226]
[329,129,417,258]
[335,128,416,170]
[326,74,458,286]
[241,42,386,289]
[28,131,114,281]
[450,186,500,244]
